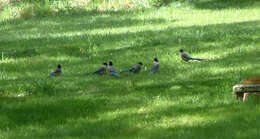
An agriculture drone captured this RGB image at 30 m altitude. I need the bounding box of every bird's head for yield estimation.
[103,62,108,66]
[57,64,61,68]
[154,58,158,62]
[180,49,184,52]
[109,61,113,66]
[138,62,143,65]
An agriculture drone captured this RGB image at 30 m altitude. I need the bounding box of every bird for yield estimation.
[179,49,206,62]
[48,64,62,77]
[150,58,160,74]
[84,62,107,75]
[120,62,143,73]
[108,61,120,77]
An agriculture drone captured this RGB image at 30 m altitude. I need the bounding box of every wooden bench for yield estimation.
[233,77,260,101]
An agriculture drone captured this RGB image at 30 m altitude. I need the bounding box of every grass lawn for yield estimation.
[0,0,260,138]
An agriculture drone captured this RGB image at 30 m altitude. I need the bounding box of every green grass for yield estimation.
[0,0,260,138]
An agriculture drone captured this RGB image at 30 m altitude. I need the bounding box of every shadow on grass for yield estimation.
[2,96,260,138]
[0,18,259,98]
[0,8,147,30]
[141,103,260,138]
[190,0,260,10]
[159,0,260,10]
[0,8,168,59]
[0,19,258,59]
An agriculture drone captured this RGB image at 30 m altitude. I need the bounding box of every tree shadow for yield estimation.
[3,98,260,138]
[0,95,146,129]
[140,103,260,138]
[1,19,258,60]
[190,0,260,10]
[0,8,168,59]
[160,0,260,10]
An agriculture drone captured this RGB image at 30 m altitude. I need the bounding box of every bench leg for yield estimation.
[236,92,244,100]
[243,93,249,102]
[243,92,260,102]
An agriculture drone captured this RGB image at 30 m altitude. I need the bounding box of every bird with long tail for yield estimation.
[48,64,62,77]
[120,62,143,73]
[84,62,107,75]
[180,49,206,62]
[108,61,120,77]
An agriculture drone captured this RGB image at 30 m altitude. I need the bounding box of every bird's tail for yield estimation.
[120,70,129,73]
[191,57,206,61]
[149,70,155,75]
[48,72,55,77]
[111,71,120,77]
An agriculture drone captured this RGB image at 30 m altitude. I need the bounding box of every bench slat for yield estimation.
[233,84,260,93]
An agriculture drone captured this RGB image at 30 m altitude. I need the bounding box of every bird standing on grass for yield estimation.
[108,61,120,77]
[150,58,160,74]
[120,62,143,73]
[49,64,62,77]
[180,49,206,62]
[84,62,108,75]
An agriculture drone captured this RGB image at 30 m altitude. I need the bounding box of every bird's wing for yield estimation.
[49,68,61,76]
[111,69,118,73]
[110,69,119,77]
[181,53,192,61]
[48,72,55,76]
[112,72,119,76]
[49,71,58,76]
[129,67,137,72]
[94,67,106,73]
[53,68,59,73]
[151,64,159,73]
